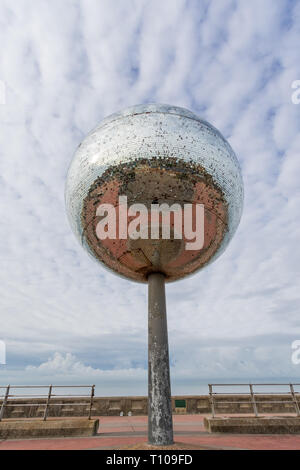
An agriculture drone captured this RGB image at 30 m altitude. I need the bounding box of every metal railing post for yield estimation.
[209,384,215,418]
[249,384,258,417]
[88,385,95,420]
[0,385,10,421]
[43,385,52,421]
[290,384,300,417]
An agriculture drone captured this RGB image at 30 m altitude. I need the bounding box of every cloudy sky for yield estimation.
[0,0,300,396]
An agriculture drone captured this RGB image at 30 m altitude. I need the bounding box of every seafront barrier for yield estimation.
[0,394,299,419]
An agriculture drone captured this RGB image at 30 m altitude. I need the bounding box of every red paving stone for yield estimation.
[0,415,300,450]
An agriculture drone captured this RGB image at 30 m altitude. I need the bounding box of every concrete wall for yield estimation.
[0,419,99,439]
[0,395,299,419]
[204,416,300,434]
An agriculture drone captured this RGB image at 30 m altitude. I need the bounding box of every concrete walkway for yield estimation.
[1,415,300,450]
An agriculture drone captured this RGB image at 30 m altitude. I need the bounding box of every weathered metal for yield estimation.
[148,273,173,445]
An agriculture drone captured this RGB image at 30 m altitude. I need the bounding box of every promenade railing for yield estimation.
[0,384,95,421]
[208,383,300,418]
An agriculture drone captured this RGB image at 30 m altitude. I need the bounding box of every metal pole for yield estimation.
[290,384,300,416]
[209,384,215,418]
[249,384,258,417]
[148,272,173,446]
[43,385,52,421]
[0,385,10,421]
[88,385,95,420]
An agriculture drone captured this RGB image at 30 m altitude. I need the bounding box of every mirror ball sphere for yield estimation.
[65,103,243,283]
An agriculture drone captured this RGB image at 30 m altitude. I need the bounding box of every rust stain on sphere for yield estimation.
[65,104,243,283]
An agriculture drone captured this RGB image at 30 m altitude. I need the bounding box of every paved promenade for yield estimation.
[1,415,300,450]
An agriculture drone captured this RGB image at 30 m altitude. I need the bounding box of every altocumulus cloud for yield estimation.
[0,0,300,394]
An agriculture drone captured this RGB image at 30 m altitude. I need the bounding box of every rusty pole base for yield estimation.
[148,272,174,446]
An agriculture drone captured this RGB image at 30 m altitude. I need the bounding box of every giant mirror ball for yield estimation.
[65,103,244,283]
